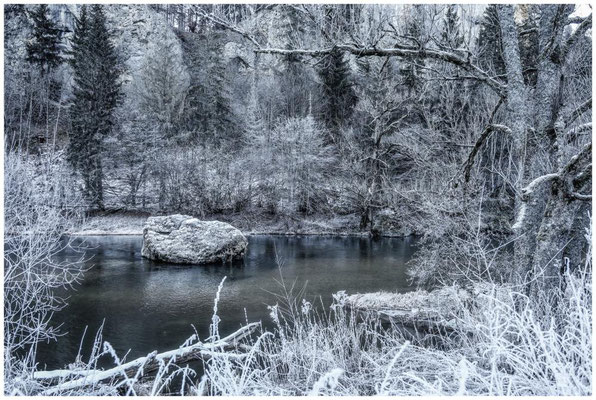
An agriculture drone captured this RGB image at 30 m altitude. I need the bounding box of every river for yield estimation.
[37,234,418,370]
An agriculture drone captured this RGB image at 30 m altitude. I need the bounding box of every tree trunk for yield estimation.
[496,5,532,280]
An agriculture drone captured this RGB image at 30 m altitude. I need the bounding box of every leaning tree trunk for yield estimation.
[530,144,592,296]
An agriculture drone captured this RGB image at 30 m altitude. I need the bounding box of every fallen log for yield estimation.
[34,322,260,395]
[343,284,511,334]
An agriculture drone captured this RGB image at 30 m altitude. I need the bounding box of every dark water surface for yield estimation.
[37,235,417,370]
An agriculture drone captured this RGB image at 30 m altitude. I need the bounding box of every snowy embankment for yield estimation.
[67,215,147,235]
[67,212,415,237]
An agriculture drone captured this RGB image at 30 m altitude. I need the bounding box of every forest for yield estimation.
[3,3,593,396]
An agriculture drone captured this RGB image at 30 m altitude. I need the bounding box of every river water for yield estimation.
[37,235,418,370]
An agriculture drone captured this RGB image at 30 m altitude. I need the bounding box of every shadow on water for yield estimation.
[36,234,419,373]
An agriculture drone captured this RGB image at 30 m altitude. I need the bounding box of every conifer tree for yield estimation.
[26,4,63,75]
[317,48,357,141]
[476,5,506,77]
[207,48,237,147]
[68,5,121,209]
[179,31,237,148]
[245,75,265,141]
[67,5,90,183]
[441,5,464,49]
[399,6,426,94]
[277,5,312,119]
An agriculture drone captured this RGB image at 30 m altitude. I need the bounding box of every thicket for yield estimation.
[3,3,592,396]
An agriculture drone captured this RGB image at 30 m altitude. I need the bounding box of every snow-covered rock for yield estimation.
[141,215,248,264]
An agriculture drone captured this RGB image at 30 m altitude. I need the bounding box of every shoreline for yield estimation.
[68,213,421,238]
[66,230,416,238]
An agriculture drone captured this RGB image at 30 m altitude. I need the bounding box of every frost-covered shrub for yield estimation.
[248,115,336,215]
[197,229,591,395]
[4,151,84,394]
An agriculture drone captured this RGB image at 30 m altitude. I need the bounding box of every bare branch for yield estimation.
[565,122,592,142]
[462,99,505,183]
[569,192,592,201]
[560,13,592,62]
[566,98,592,127]
[256,44,507,96]
[192,5,262,49]
[567,15,589,24]
[37,322,260,395]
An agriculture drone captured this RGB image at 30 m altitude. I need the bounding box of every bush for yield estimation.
[197,228,591,395]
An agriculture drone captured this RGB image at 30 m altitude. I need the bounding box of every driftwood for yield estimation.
[343,289,468,335]
[343,285,508,334]
[34,322,259,395]
[346,304,454,333]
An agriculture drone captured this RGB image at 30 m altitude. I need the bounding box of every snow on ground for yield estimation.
[68,214,147,235]
[67,212,389,237]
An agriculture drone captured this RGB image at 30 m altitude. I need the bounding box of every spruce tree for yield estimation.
[245,77,265,141]
[179,31,237,148]
[203,38,238,148]
[277,5,312,119]
[68,5,120,209]
[399,6,426,94]
[441,5,464,49]
[26,4,63,75]
[476,5,506,77]
[67,5,90,177]
[317,48,357,142]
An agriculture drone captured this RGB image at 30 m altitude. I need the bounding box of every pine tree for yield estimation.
[476,5,537,84]
[317,48,357,141]
[201,38,238,148]
[67,5,90,184]
[441,5,464,49]
[476,5,506,77]
[245,77,265,141]
[68,5,121,209]
[26,4,63,75]
[399,6,426,94]
[277,5,312,119]
[135,31,189,141]
[178,31,237,148]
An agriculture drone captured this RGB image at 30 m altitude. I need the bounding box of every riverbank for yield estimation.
[68,211,421,237]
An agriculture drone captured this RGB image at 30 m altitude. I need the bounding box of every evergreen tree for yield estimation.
[317,48,357,141]
[67,5,90,176]
[476,5,505,77]
[179,31,238,148]
[245,76,265,140]
[277,5,312,119]
[68,5,121,209]
[26,4,63,75]
[134,31,189,141]
[207,48,237,147]
[441,5,464,49]
[399,6,426,93]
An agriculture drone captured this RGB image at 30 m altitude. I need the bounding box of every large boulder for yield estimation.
[141,215,248,264]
